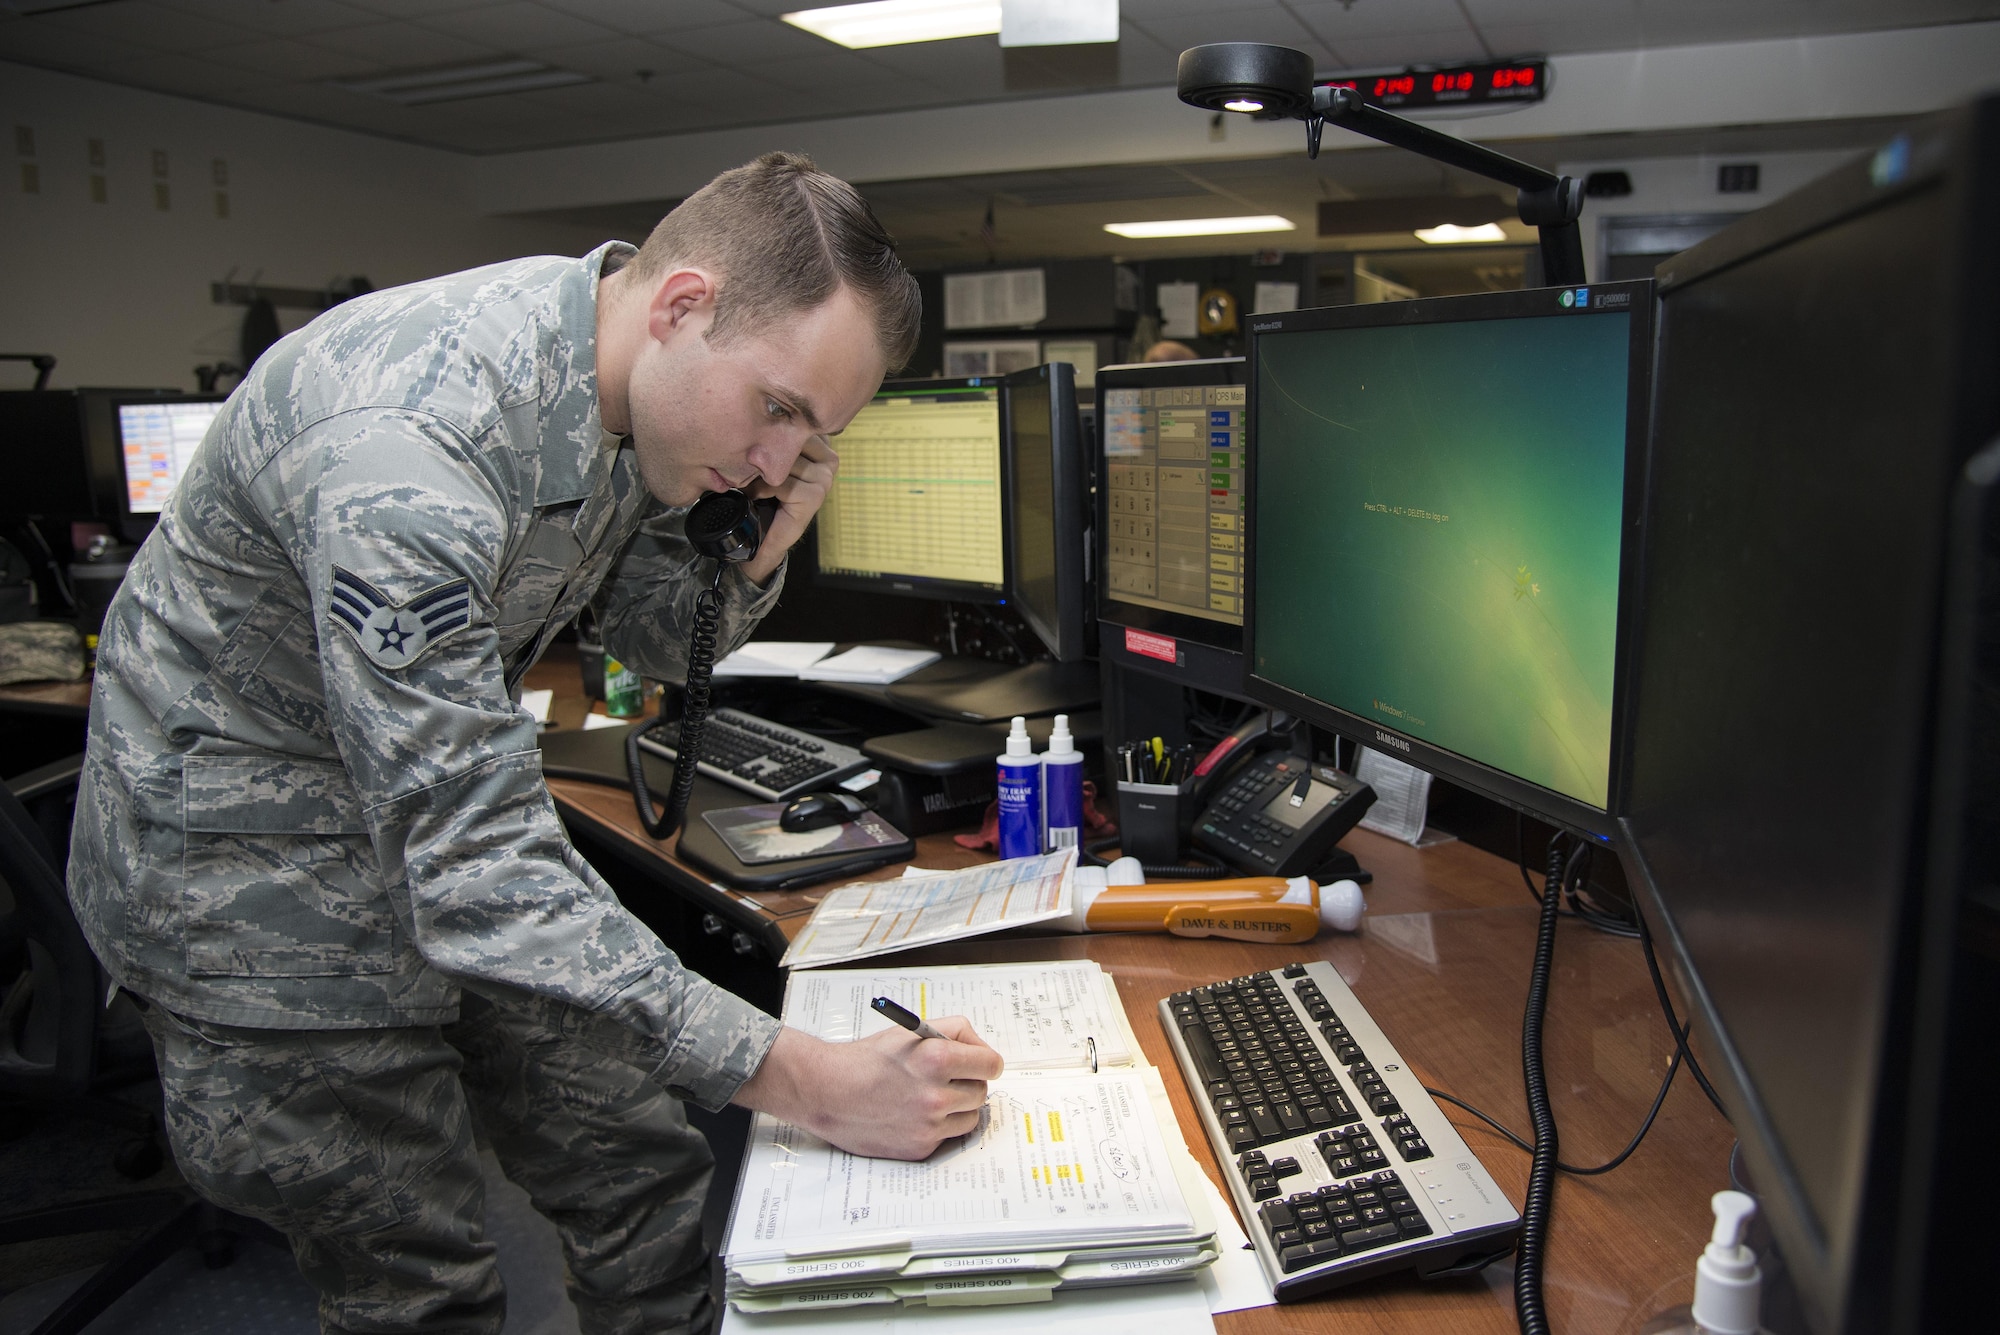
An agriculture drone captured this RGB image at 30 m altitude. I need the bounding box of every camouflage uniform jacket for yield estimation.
[68,241,783,1110]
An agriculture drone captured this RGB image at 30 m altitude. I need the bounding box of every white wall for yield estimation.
[1564,148,1862,282]
[0,62,608,391]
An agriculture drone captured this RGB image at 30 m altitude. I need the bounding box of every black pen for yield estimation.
[872,996,946,1041]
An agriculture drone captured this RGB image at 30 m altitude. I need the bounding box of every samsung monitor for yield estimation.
[812,377,1007,603]
[1000,362,1091,662]
[1620,102,1998,1335]
[1095,357,1249,692]
[1242,282,1653,840]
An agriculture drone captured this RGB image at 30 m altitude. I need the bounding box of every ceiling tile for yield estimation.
[1122,0,1275,18]
[511,78,660,117]
[416,1,621,48]
[38,1,252,54]
[649,17,849,66]
[1287,0,1476,42]
[1475,19,1653,57]
[540,0,747,37]
[205,35,385,78]
[0,21,156,68]
[1126,6,1335,65]
[86,51,290,99]
[342,0,495,17]
[646,63,779,107]
[1114,23,1182,86]
[225,81,438,133]
[753,52,922,111]
[537,38,710,81]
[1323,31,1494,71]
[851,34,1004,95]
[155,0,388,37]
[307,20,504,66]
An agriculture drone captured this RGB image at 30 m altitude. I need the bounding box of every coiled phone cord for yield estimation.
[626,563,726,841]
[1514,836,1568,1335]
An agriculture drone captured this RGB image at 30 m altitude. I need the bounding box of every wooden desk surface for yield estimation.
[525,650,1734,1335]
[0,675,91,717]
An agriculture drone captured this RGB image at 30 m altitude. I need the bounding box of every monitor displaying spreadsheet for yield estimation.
[116,397,224,514]
[813,378,1007,602]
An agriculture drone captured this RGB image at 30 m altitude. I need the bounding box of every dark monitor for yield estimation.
[1001,362,1090,662]
[0,390,94,517]
[1094,357,1248,693]
[1243,282,1654,840]
[1620,103,1998,1335]
[812,377,1007,603]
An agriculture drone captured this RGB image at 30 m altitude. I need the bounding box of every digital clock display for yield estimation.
[1320,59,1548,111]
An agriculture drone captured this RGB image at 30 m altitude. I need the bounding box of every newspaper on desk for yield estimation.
[779,850,1076,970]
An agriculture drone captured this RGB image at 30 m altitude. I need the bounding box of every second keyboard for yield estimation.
[637,707,871,802]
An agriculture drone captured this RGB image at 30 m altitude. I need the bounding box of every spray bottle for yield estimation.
[1639,1190,1772,1335]
[996,716,1043,860]
[1042,714,1084,853]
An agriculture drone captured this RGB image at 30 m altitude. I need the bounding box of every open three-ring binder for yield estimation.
[721,960,1221,1315]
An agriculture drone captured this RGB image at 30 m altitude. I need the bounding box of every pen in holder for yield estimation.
[1116,777,1198,865]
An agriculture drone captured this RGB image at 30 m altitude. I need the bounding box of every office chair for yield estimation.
[0,758,241,1335]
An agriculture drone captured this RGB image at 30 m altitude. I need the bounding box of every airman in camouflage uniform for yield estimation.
[67,154,1003,1335]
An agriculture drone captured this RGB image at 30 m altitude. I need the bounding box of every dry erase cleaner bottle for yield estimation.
[1042,714,1083,852]
[996,716,1043,859]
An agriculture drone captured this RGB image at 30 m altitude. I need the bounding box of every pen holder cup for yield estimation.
[1116,779,1198,866]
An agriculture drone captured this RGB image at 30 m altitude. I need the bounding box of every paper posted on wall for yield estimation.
[780,850,1076,970]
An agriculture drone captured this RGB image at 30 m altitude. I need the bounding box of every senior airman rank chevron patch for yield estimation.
[329,567,473,669]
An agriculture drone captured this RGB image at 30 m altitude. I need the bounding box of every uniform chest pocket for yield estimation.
[181,756,395,979]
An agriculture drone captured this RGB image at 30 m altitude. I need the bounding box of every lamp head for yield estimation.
[1177,43,1315,120]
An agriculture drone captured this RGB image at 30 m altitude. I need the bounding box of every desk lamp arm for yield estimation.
[1310,85,1586,287]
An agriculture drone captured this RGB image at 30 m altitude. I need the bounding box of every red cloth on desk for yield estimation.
[953,779,1115,852]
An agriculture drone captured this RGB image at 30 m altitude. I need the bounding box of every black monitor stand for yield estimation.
[886,658,1100,724]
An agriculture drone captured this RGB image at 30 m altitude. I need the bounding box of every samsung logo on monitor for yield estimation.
[1373,730,1411,753]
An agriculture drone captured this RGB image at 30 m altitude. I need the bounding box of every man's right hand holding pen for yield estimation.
[732,1012,1003,1161]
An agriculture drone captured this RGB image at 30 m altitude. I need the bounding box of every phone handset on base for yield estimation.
[626,490,780,840]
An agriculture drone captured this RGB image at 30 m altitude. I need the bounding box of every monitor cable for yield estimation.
[1513,834,1566,1335]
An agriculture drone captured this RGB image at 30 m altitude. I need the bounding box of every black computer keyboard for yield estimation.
[1160,961,1520,1301]
[637,707,872,802]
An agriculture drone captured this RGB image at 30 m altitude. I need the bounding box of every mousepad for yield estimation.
[703,802,912,865]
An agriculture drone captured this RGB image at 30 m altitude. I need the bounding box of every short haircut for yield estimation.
[628,152,921,371]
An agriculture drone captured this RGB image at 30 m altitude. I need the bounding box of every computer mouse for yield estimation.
[779,791,872,833]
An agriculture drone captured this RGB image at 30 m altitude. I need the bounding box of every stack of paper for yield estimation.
[798,646,941,684]
[780,851,1076,971]
[715,641,837,677]
[721,961,1220,1316]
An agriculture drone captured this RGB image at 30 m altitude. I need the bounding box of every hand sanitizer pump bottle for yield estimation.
[1042,714,1084,853]
[1640,1190,1772,1335]
[996,716,1043,859]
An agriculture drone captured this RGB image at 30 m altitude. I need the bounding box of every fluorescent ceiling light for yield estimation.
[1414,222,1509,244]
[1104,215,1297,239]
[336,59,589,105]
[784,0,1001,49]
[1000,0,1117,47]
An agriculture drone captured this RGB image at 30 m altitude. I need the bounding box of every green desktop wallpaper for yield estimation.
[1254,312,1631,808]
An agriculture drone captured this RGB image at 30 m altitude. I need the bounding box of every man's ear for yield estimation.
[646,268,716,345]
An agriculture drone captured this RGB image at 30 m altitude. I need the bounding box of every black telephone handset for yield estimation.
[627,490,780,840]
